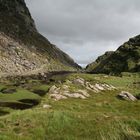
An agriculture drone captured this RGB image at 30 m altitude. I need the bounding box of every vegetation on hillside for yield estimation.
[86,36,140,74]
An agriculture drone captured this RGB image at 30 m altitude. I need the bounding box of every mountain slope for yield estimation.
[0,0,80,75]
[86,36,140,74]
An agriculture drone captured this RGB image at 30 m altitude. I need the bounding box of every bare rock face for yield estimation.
[0,0,80,75]
[118,91,137,101]
[0,33,48,74]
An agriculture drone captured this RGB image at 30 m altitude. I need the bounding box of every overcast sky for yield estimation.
[25,0,140,67]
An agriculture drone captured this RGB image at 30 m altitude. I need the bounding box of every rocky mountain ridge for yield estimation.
[0,0,80,75]
[86,35,140,74]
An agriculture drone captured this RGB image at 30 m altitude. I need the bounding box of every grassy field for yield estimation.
[0,73,140,140]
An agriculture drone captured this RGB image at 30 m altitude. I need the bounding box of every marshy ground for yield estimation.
[0,72,140,140]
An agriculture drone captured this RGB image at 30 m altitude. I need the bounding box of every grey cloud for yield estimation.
[25,0,140,67]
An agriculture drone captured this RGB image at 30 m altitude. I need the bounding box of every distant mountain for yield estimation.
[0,0,80,75]
[86,35,140,74]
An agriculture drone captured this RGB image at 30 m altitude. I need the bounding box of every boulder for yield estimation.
[49,94,67,101]
[49,85,60,94]
[73,78,85,86]
[63,93,86,99]
[102,84,115,90]
[118,91,137,101]
[86,82,100,93]
[61,90,70,94]
[62,85,69,90]
[77,90,90,97]
[95,84,105,91]
[43,104,52,109]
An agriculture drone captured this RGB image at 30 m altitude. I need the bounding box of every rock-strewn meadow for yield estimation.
[0,72,140,140]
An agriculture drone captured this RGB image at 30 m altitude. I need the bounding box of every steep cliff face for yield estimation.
[86,36,140,74]
[0,0,80,75]
[0,0,37,37]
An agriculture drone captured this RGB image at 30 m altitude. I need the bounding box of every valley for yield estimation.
[0,0,140,139]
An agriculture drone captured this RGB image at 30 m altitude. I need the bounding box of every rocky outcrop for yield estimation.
[48,77,116,101]
[86,36,140,74]
[0,0,80,75]
[73,77,116,92]
[118,91,137,101]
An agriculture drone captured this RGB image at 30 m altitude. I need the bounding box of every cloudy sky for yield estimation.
[25,0,140,67]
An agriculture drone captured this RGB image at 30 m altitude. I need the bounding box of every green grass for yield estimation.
[32,85,50,92]
[0,89,41,113]
[0,85,6,91]
[0,73,140,140]
[0,89,40,101]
